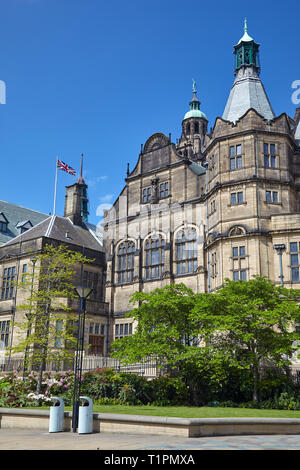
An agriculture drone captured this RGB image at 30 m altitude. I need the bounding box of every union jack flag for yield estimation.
[57,159,76,176]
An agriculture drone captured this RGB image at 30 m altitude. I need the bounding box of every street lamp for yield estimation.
[273,244,286,287]
[72,286,93,433]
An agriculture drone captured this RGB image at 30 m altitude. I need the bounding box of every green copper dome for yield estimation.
[184,80,207,120]
[184,108,207,119]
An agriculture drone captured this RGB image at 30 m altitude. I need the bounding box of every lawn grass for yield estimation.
[56,405,300,419]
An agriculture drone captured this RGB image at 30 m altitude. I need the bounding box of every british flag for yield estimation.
[57,159,76,176]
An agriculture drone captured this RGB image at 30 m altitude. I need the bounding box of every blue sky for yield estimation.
[0,0,299,226]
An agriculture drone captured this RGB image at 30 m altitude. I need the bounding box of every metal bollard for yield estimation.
[78,396,93,434]
[49,397,64,433]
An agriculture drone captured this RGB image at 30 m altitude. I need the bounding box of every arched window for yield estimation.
[117,241,135,283]
[175,228,198,275]
[194,122,199,134]
[145,235,165,280]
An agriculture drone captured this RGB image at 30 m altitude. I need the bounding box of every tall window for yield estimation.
[1,267,16,300]
[143,187,151,203]
[211,252,217,278]
[145,235,165,280]
[117,241,135,284]
[0,320,10,348]
[83,270,99,299]
[176,228,198,275]
[290,242,300,282]
[264,143,276,168]
[230,144,242,170]
[159,182,169,199]
[232,245,246,281]
[89,322,105,355]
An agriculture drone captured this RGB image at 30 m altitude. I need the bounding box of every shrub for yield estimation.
[148,375,189,406]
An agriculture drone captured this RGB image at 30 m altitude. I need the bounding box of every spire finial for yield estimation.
[244,17,248,33]
[77,153,85,184]
[80,153,83,178]
[192,78,197,93]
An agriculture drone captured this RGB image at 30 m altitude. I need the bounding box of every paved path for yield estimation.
[1,429,300,450]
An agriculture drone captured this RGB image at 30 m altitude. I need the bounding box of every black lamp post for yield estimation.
[72,286,93,433]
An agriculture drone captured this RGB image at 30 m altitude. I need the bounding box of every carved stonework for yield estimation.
[143,133,169,153]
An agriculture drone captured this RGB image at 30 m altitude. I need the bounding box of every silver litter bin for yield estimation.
[78,396,93,434]
[49,397,64,433]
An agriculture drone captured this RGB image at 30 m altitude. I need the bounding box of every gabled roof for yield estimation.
[0,200,48,246]
[2,214,104,252]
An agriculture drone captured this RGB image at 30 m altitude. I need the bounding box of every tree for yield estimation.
[110,283,197,375]
[190,276,300,402]
[9,243,91,393]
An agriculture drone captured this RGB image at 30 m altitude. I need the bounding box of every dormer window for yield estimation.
[15,220,33,234]
[0,213,8,233]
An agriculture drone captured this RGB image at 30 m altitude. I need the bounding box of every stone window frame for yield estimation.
[0,320,10,348]
[289,242,300,282]
[230,191,244,205]
[1,266,16,300]
[211,251,217,278]
[229,144,242,170]
[263,142,277,169]
[142,186,152,203]
[116,240,136,285]
[144,233,166,280]
[175,227,198,276]
[88,321,106,355]
[115,322,133,340]
[265,190,279,204]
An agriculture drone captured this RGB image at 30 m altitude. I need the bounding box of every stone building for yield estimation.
[0,171,109,361]
[103,21,300,351]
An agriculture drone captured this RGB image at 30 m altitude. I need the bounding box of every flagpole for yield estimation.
[53,156,58,215]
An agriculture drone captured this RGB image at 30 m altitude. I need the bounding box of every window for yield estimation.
[89,322,105,355]
[211,252,217,278]
[115,322,132,339]
[266,191,278,203]
[145,235,165,280]
[264,143,276,168]
[21,264,27,283]
[0,320,10,348]
[229,144,242,170]
[143,187,151,203]
[233,246,245,258]
[55,320,63,348]
[0,221,7,233]
[233,269,246,281]
[290,242,300,282]
[231,192,243,205]
[176,228,198,275]
[232,245,246,281]
[159,182,169,199]
[210,200,216,214]
[117,241,135,284]
[1,267,16,300]
[83,270,99,299]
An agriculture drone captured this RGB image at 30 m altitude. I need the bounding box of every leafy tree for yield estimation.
[190,276,300,402]
[9,244,91,393]
[110,283,197,376]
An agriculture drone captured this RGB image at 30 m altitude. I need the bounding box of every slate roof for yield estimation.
[2,214,104,252]
[0,200,48,246]
[222,69,275,124]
